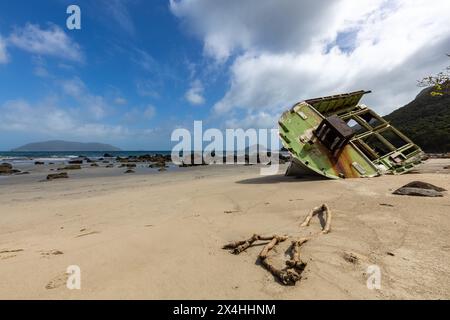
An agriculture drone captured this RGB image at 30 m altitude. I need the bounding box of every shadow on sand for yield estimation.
[236,174,328,184]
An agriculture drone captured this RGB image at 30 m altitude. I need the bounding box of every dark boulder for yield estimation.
[398,181,446,191]
[47,172,69,180]
[68,160,83,164]
[393,181,447,197]
[149,161,167,168]
[34,161,45,165]
[0,163,20,175]
[58,164,81,170]
[0,162,12,169]
[120,163,136,168]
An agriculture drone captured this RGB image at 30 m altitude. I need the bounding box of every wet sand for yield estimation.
[0,159,449,299]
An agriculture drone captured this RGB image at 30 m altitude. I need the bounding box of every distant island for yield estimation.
[12,140,121,152]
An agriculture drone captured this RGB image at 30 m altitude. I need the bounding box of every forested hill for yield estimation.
[384,86,449,153]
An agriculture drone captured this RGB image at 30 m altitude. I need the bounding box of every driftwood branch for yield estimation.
[321,204,332,234]
[257,235,301,285]
[260,258,301,285]
[224,234,311,285]
[300,204,332,234]
[258,235,288,259]
[222,234,283,254]
[300,206,322,227]
[285,238,309,270]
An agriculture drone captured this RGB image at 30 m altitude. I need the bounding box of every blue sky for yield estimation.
[0,0,230,150]
[0,0,449,150]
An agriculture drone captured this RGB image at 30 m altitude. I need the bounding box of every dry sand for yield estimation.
[0,159,449,299]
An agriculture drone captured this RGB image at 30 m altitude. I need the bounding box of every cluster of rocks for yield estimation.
[0,163,28,175]
[115,154,170,171]
[178,152,291,167]
[28,153,173,176]
[3,151,292,180]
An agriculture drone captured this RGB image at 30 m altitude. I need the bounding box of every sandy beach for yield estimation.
[0,159,449,299]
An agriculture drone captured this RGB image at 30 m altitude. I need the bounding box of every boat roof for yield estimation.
[303,90,371,116]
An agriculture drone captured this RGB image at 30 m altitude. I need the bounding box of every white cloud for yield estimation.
[136,79,161,98]
[123,105,156,124]
[225,111,277,129]
[104,0,135,36]
[114,97,128,105]
[132,48,158,72]
[32,56,50,77]
[0,35,8,63]
[170,0,383,62]
[61,77,108,119]
[185,79,205,105]
[143,105,156,119]
[172,0,450,126]
[0,98,129,139]
[8,23,83,62]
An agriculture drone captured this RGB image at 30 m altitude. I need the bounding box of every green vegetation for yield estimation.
[384,86,450,153]
[417,54,449,96]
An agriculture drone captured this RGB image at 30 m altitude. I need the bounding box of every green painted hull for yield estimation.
[279,91,424,179]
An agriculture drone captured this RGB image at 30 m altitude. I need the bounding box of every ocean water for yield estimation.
[0,150,287,165]
[0,151,172,164]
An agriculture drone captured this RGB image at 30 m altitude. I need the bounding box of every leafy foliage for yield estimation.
[417,54,450,96]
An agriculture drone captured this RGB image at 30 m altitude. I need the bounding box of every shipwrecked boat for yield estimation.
[278,90,424,179]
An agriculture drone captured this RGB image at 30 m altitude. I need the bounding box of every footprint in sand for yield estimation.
[76,230,100,238]
[0,249,24,260]
[45,273,69,290]
[224,210,240,214]
[40,250,64,258]
[0,249,24,254]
